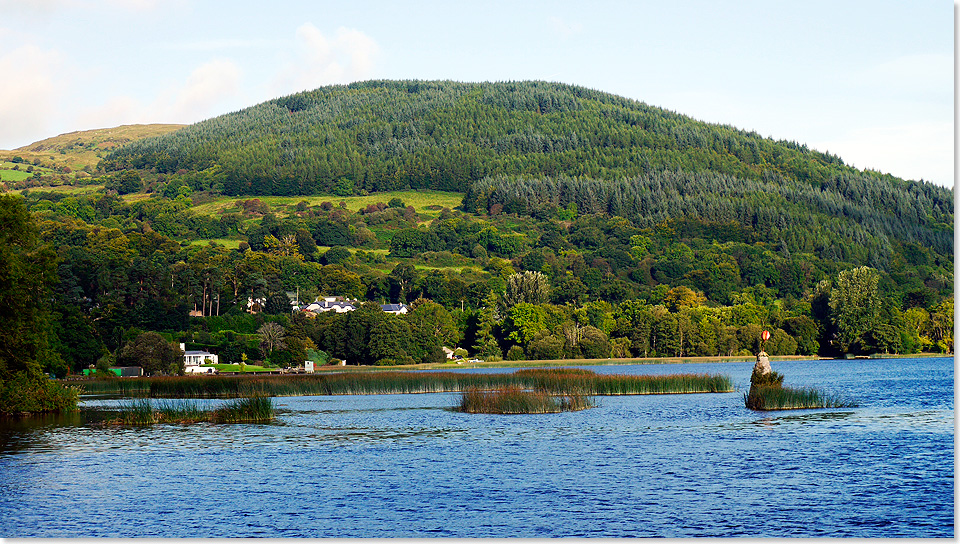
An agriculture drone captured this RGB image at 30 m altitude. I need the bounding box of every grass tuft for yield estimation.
[210,395,275,423]
[112,396,274,425]
[458,386,593,414]
[744,384,855,411]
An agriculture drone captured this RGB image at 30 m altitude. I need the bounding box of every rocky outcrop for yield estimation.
[752,351,772,380]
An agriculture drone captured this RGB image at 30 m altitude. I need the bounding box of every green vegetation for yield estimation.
[0,195,78,414]
[77,368,732,398]
[210,395,275,423]
[0,81,952,400]
[102,81,904,198]
[0,372,80,414]
[744,385,854,411]
[0,124,184,183]
[516,368,733,395]
[459,386,593,414]
[111,395,274,425]
[744,361,852,411]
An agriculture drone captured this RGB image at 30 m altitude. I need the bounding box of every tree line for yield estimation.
[5,186,953,380]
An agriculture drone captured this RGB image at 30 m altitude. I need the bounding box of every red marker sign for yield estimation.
[761,330,771,342]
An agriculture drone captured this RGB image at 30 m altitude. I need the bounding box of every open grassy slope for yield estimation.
[0,124,184,174]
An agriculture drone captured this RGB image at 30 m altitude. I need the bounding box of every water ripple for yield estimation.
[0,357,953,537]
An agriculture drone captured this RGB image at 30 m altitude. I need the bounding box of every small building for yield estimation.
[82,367,143,377]
[185,366,218,375]
[181,343,219,366]
[381,303,409,315]
[304,300,358,313]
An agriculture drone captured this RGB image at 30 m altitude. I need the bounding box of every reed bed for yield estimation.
[515,368,734,395]
[458,386,593,414]
[110,396,275,425]
[210,396,275,423]
[745,385,855,411]
[78,368,733,399]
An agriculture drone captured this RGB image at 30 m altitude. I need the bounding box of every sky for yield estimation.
[0,0,953,186]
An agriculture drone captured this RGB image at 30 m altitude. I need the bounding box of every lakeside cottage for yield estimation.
[380,303,409,315]
[302,299,359,313]
[180,343,219,373]
[293,296,409,317]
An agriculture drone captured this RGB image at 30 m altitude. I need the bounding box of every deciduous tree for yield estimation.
[117,331,184,376]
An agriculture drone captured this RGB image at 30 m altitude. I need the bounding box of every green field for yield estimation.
[190,190,463,218]
[189,238,243,249]
[9,183,104,195]
[0,169,33,182]
[0,160,58,182]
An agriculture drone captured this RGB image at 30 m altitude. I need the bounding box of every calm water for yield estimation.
[0,357,953,537]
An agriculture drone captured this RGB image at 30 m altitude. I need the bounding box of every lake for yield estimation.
[0,357,953,537]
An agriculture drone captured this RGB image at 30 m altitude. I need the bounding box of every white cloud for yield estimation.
[163,58,243,122]
[271,23,379,95]
[73,58,243,129]
[0,45,62,148]
[813,122,953,186]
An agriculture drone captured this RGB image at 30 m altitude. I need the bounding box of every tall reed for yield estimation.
[745,385,854,410]
[515,368,733,395]
[458,386,593,414]
[112,397,275,425]
[114,399,208,425]
[79,368,733,399]
[210,396,275,423]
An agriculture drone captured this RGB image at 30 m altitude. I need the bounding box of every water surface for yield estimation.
[0,357,952,537]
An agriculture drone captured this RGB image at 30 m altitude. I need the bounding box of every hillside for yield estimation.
[5,81,952,375]
[1,124,184,175]
[99,80,952,268]
[103,80,861,195]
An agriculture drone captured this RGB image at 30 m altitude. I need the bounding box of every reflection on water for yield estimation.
[0,357,952,538]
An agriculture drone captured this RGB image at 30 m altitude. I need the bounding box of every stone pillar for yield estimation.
[752,351,771,381]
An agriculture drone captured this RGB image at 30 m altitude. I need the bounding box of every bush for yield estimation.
[506,345,525,360]
[0,371,80,414]
[750,368,783,387]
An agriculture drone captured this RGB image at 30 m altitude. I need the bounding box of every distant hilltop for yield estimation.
[98,79,876,196]
[1,124,184,173]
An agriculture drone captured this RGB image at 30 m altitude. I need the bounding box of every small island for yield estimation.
[745,332,853,410]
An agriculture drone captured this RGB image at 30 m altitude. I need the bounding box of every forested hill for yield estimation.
[101,79,932,194]
[100,79,952,264]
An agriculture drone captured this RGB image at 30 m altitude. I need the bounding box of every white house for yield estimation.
[181,343,219,367]
[185,365,218,374]
[381,303,409,315]
[304,300,358,313]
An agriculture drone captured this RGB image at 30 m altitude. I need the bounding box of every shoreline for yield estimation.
[321,352,950,372]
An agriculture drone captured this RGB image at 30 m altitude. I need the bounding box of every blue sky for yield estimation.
[0,0,953,186]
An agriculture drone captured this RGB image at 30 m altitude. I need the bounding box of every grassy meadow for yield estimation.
[0,124,184,174]
[190,190,464,219]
